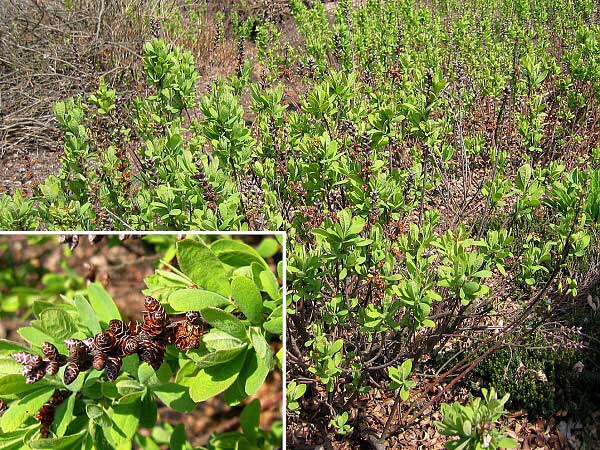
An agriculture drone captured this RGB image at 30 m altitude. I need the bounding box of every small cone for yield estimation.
[63,362,80,385]
[105,356,122,382]
[92,354,106,370]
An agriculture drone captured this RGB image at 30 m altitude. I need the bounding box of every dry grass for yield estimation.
[0,0,258,193]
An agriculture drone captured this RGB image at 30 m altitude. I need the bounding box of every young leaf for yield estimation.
[87,282,122,327]
[176,240,231,296]
[188,350,247,402]
[0,385,55,432]
[168,289,230,313]
[231,276,264,324]
[201,307,247,340]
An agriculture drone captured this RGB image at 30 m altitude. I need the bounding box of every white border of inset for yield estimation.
[0,231,287,449]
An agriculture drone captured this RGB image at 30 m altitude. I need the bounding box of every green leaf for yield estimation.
[201,307,247,340]
[0,340,31,355]
[462,419,472,436]
[74,295,102,335]
[137,363,171,388]
[222,379,247,406]
[203,329,246,352]
[0,385,54,432]
[27,430,86,449]
[139,392,157,429]
[138,363,157,386]
[211,240,269,270]
[86,404,111,428]
[188,350,247,402]
[248,328,269,359]
[153,382,196,412]
[17,327,61,352]
[231,277,263,324]
[0,375,49,396]
[400,359,412,379]
[256,238,280,259]
[240,399,260,444]
[0,428,31,450]
[177,240,231,296]
[258,270,280,300]
[34,308,76,343]
[263,315,283,336]
[109,399,141,447]
[187,347,246,369]
[399,388,409,401]
[87,282,122,327]
[169,424,187,450]
[238,348,271,396]
[52,393,75,437]
[168,289,230,313]
[496,438,518,449]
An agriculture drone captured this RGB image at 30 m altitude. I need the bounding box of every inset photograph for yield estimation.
[0,233,283,449]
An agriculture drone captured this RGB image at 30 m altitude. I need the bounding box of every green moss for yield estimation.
[474,334,599,418]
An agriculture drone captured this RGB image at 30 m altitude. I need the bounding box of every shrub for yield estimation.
[435,387,518,450]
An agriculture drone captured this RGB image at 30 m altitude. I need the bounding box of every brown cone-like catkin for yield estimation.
[137,336,166,370]
[92,354,106,371]
[41,342,60,361]
[35,390,70,438]
[142,296,169,337]
[105,356,122,382]
[63,362,80,385]
[45,361,60,376]
[174,315,205,351]
[94,330,117,354]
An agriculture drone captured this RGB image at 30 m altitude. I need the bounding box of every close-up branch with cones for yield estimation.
[13,297,206,386]
[0,234,283,450]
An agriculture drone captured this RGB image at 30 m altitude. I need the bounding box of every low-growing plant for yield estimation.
[435,388,518,450]
[285,381,307,412]
[330,411,353,436]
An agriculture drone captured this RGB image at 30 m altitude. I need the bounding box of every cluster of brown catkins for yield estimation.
[35,390,71,438]
[13,342,67,384]
[13,297,206,385]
